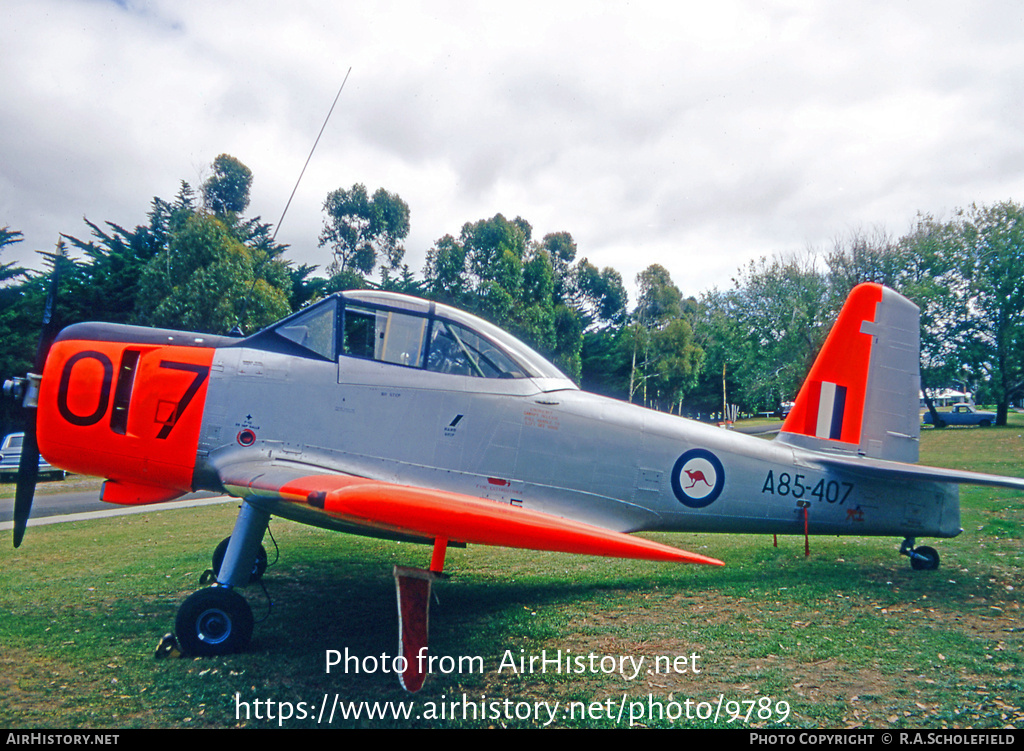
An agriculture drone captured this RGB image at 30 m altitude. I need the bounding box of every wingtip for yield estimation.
[681,551,725,567]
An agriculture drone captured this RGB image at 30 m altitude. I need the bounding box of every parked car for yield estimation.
[776,401,795,419]
[922,403,997,427]
[0,432,66,480]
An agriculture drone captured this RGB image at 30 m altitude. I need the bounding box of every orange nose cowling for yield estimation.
[36,340,213,501]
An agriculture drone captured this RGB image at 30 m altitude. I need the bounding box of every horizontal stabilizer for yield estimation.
[808,453,1024,491]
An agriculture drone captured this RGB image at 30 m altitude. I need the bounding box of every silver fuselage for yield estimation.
[194,345,960,541]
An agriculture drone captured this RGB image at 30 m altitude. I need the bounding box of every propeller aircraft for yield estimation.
[6,280,1024,691]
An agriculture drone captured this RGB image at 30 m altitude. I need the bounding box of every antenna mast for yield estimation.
[229,68,352,336]
[273,67,352,242]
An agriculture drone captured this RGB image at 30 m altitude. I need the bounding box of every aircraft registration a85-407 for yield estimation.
[7,281,1024,691]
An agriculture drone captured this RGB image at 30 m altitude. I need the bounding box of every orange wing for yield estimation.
[220,467,723,566]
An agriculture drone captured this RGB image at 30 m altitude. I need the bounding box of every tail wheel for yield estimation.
[174,587,253,656]
[212,536,268,584]
[910,545,940,571]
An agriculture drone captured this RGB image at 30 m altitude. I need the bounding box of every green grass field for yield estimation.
[2,418,1021,728]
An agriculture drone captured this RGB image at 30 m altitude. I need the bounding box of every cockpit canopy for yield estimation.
[248,290,570,382]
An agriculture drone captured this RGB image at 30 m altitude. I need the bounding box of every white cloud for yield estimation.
[3,0,1024,304]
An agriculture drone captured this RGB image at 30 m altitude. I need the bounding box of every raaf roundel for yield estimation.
[7,282,1024,691]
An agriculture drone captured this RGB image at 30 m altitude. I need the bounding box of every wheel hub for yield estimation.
[196,608,232,644]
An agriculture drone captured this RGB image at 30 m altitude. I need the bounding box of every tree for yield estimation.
[288,263,327,311]
[427,214,529,344]
[570,259,628,329]
[824,228,906,298]
[634,264,682,327]
[541,231,577,304]
[0,228,30,431]
[61,218,159,325]
[692,255,829,414]
[0,227,25,285]
[59,155,291,334]
[616,265,702,411]
[891,205,1024,425]
[954,202,1024,424]
[202,154,253,216]
[519,243,557,353]
[460,213,528,305]
[628,265,679,404]
[3,156,300,403]
[423,234,468,304]
[688,288,744,417]
[136,212,291,334]
[650,317,703,413]
[579,325,633,398]
[0,241,78,433]
[320,184,410,280]
[890,215,968,425]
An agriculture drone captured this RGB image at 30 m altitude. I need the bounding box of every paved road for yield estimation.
[0,486,231,530]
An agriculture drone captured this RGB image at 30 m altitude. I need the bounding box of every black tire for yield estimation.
[978,420,991,427]
[174,587,253,656]
[212,536,268,584]
[910,545,940,571]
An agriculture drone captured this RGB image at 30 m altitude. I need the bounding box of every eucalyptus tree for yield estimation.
[320,183,411,280]
[695,255,829,415]
[202,154,254,216]
[950,202,1024,423]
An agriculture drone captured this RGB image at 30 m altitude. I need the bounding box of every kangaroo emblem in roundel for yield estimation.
[671,449,725,508]
[684,469,710,488]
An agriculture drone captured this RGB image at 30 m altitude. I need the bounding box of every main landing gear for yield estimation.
[212,535,268,585]
[900,537,940,571]
[168,499,448,693]
[175,587,254,656]
[174,501,270,656]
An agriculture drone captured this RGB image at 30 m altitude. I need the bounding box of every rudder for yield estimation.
[777,283,920,462]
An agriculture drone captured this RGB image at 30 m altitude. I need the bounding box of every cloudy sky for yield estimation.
[4,1,1024,303]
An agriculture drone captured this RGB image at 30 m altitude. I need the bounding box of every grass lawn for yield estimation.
[1,416,1021,728]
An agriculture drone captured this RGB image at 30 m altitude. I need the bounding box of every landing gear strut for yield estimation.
[900,538,940,571]
[174,500,270,656]
[212,536,268,584]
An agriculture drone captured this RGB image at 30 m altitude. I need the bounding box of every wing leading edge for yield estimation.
[219,465,723,566]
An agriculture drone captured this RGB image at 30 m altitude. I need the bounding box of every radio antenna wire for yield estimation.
[273,66,352,242]
[230,68,352,336]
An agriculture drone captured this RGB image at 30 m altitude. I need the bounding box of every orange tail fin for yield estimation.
[778,283,920,463]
